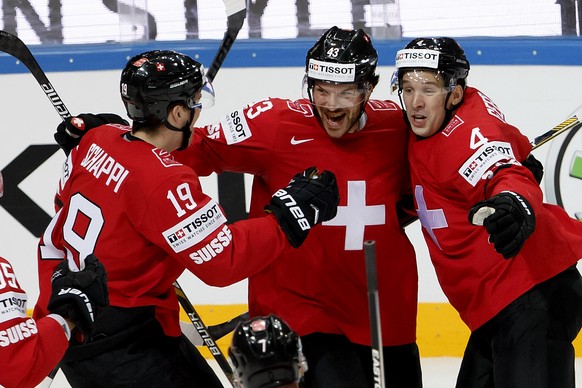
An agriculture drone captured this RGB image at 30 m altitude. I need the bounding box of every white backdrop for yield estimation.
[1,63,581,306]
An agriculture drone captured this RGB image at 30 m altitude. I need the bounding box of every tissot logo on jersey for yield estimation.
[0,292,27,323]
[163,200,226,253]
[459,141,516,186]
[0,318,38,347]
[308,59,356,82]
[221,110,252,145]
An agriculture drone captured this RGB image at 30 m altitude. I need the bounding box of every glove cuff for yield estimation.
[47,313,72,340]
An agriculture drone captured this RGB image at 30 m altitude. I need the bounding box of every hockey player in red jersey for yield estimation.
[173,27,421,387]
[393,37,582,388]
[1,173,108,388]
[34,50,339,388]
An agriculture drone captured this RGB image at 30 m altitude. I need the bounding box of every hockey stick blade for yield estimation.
[173,281,235,386]
[206,0,247,82]
[531,106,582,150]
[0,30,71,121]
[364,240,386,388]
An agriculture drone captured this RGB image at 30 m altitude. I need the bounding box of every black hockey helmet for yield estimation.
[229,315,306,388]
[393,37,470,92]
[305,26,379,88]
[120,50,212,123]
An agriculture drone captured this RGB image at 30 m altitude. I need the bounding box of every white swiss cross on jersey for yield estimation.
[415,185,447,250]
[323,181,385,250]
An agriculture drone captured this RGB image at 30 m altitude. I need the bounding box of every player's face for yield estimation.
[401,70,451,138]
[312,81,368,139]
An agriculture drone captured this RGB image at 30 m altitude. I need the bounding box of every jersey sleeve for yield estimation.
[0,258,68,388]
[174,98,284,176]
[444,89,539,205]
[468,121,541,206]
[136,168,289,287]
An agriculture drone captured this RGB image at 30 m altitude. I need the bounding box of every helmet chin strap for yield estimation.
[344,100,368,132]
[162,108,195,151]
[440,91,464,132]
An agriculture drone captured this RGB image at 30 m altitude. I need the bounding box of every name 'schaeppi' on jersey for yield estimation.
[80,143,130,193]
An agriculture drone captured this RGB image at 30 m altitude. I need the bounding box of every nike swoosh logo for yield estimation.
[290,136,314,145]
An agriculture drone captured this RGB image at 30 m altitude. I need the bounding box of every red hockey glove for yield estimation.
[48,254,109,335]
[266,167,339,248]
[469,191,536,259]
[54,113,129,155]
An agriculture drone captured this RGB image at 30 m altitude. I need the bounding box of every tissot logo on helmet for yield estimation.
[304,26,378,90]
[308,59,356,82]
[395,49,440,69]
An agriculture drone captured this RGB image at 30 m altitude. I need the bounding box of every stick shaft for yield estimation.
[174,281,235,386]
[206,2,246,82]
[0,30,71,120]
[364,240,386,388]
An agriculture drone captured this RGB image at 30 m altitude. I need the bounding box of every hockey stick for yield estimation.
[364,240,386,388]
[0,30,71,121]
[206,0,246,82]
[402,105,582,228]
[530,105,582,149]
[37,365,59,388]
[181,311,249,346]
[0,32,67,387]
[174,281,236,386]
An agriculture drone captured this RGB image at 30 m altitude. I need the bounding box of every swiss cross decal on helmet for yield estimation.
[119,50,213,123]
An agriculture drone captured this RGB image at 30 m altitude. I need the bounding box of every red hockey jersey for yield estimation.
[409,87,582,331]
[0,256,68,388]
[34,125,288,337]
[175,98,418,346]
